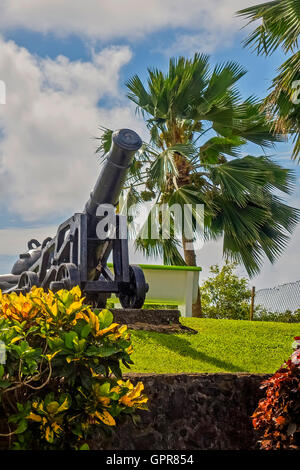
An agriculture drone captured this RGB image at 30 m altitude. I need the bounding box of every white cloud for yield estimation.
[164,31,234,57]
[0,38,146,221]
[0,226,57,256]
[0,0,265,49]
[251,225,300,289]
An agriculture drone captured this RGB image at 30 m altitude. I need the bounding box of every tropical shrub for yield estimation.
[0,287,148,450]
[200,261,251,319]
[252,337,300,450]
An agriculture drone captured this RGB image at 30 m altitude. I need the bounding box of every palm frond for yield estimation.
[238,0,300,54]
[202,61,247,106]
[134,202,186,265]
[210,184,300,276]
[199,136,246,163]
[95,127,113,155]
[230,98,283,148]
[126,75,154,115]
[238,1,300,160]
[148,149,178,187]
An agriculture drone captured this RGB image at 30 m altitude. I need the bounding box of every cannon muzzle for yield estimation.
[84,128,142,216]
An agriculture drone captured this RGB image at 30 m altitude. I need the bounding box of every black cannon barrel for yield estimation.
[84,129,142,216]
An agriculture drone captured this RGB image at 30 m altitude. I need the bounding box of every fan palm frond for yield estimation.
[238,0,300,161]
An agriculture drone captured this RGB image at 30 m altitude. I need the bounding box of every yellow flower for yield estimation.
[98,396,110,407]
[91,410,116,426]
[45,426,54,443]
[70,286,82,300]
[27,412,42,423]
[45,350,61,361]
[98,323,119,336]
[118,381,148,409]
[51,422,62,434]
[110,385,121,395]
[66,300,84,316]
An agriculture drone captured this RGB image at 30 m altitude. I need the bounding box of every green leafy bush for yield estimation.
[253,308,300,323]
[0,287,148,450]
[201,261,251,320]
[252,337,300,450]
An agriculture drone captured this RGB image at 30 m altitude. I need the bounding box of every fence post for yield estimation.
[250,286,255,321]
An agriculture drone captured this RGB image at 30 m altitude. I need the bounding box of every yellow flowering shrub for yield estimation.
[0,286,148,450]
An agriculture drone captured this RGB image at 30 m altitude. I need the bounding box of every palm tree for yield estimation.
[238,0,300,161]
[97,54,299,316]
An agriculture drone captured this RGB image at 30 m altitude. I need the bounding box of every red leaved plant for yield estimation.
[252,337,300,450]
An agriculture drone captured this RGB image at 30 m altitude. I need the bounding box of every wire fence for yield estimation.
[255,280,300,313]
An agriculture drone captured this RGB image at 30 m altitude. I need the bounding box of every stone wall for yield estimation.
[91,373,270,450]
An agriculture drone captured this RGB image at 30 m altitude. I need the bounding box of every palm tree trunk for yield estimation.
[182,235,202,317]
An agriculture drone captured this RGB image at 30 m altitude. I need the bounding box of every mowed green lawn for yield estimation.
[126,318,300,374]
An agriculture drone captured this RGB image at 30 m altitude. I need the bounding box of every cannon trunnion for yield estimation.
[0,129,149,309]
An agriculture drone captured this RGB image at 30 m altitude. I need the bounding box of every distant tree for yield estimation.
[201,261,251,319]
[238,0,300,162]
[254,307,300,322]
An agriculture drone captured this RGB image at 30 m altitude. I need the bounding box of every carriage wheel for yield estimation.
[18,272,40,293]
[54,263,81,291]
[119,265,148,309]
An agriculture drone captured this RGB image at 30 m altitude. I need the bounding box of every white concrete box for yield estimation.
[112,264,201,318]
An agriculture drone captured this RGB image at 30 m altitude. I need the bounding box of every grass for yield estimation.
[125,318,300,374]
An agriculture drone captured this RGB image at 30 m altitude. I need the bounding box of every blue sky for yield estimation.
[0,0,299,289]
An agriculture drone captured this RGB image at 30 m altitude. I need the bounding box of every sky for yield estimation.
[0,0,299,290]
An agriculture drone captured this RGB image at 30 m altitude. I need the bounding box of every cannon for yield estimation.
[0,128,149,309]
